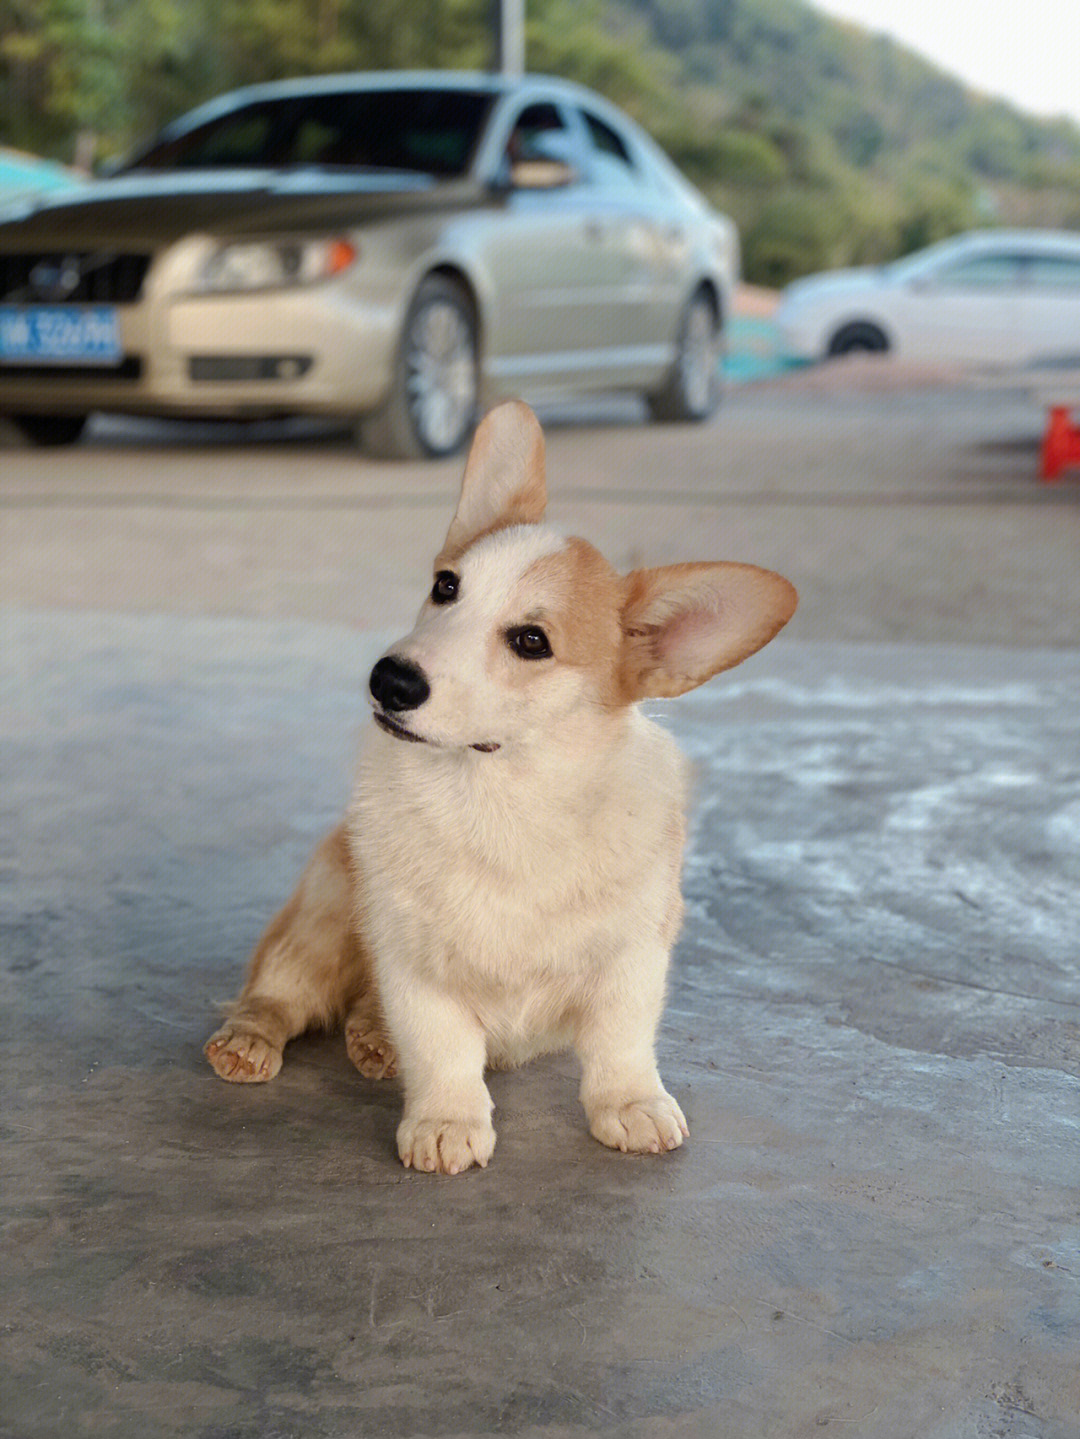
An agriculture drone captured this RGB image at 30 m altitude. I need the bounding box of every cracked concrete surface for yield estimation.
[3,609,1078,1438]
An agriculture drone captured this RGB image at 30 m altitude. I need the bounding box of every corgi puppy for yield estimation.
[206,402,797,1174]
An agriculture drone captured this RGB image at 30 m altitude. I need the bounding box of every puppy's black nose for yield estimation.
[369,656,430,712]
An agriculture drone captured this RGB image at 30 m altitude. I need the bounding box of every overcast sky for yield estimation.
[811,0,1080,126]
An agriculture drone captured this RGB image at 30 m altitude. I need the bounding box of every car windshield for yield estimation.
[121,87,495,178]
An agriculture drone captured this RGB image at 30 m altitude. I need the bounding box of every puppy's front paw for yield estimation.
[588,1091,688,1154]
[204,1025,283,1083]
[398,1116,496,1175]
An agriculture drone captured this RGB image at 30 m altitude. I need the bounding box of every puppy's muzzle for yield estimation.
[370,656,430,713]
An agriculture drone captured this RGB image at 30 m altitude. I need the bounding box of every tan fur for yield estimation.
[206,403,797,1173]
[435,399,547,568]
[512,539,626,710]
[620,561,798,702]
[205,825,392,1082]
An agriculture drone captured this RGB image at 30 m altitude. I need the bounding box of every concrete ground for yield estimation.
[2,369,1079,1437]
[2,369,1079,646]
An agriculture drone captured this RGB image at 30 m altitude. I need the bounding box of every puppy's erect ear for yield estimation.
[620,562,797,701]
[438,401,547,563]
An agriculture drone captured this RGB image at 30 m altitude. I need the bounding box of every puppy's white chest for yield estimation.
[361,771,628,967]
[351,724,683,1001]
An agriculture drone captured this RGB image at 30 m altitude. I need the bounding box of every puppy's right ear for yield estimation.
[438,401,547,564]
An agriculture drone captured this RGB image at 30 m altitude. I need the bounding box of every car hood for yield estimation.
[0,169,487,246]
[781,266,891,306]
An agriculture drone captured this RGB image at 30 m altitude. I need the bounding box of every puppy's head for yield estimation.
[368,402,798,753]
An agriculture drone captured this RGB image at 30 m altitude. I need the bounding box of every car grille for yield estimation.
[0,252,151,304]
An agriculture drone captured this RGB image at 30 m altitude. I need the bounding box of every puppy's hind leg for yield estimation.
[344,998,398,1081]
[205,824,364,1083]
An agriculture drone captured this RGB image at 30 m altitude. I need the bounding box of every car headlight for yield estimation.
[196,237,357,293]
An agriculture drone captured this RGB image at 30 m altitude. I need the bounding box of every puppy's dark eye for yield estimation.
[507,626,552,660]
[431,571,459,605]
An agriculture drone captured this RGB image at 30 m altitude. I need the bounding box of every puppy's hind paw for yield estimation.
[204,1025,283,1083]
[345,1023,398,1080]
[588,1091,688,1155]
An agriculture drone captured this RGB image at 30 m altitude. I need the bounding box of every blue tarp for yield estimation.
[0,150,83,203]
[724,314,805,383]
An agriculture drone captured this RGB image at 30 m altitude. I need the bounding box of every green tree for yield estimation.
[527,0,670,118]
[742,187,849,286]
[4,0,1080,285]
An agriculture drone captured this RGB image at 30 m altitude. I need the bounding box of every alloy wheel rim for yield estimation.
[681,300,719,414]
[405,299,477,453]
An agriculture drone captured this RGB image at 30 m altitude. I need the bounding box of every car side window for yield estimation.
[505,102,570,165]
[931,254,1023,287]
[1024,255,1080,288]
[582,112,635,167]
[578,109,641,191]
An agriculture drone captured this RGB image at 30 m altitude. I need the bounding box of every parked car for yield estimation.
[0,72,738,456]
[776,229,1080,369]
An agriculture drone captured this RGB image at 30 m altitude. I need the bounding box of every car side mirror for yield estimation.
[508,158,579,190]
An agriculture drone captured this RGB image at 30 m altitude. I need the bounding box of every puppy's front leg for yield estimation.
[383,975,494,1175]
[575,949,688,1155]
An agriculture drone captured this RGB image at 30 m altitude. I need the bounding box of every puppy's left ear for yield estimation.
[438,401,547,563]
[620,562,797,701]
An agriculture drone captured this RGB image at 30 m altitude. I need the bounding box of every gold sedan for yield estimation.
[0,72,739,458]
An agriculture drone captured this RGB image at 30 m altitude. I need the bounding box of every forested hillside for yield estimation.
[3,0,1078,283]
[615,0,1080,281]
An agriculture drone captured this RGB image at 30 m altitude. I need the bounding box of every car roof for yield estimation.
[948,228,1080,254]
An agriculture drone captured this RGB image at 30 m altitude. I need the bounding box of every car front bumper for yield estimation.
[0,265,402,421]
[773,305,825,363]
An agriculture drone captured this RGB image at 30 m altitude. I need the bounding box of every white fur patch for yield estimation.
[374,525,571,751]
[459,524,570,596]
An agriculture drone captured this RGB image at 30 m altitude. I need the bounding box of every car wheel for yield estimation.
[826,322,889,357]
[11,414,89,446]
[647,288,722,424]
[358,275,479,460]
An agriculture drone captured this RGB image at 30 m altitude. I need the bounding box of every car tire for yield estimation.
[357,274,479,461]
[11,414,89,446]
[647,288,722,424]
[826,322,889,357]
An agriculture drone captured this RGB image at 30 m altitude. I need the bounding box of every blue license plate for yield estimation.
[0,305,122,365]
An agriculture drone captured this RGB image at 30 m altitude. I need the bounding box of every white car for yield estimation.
[776,229,1080,369]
